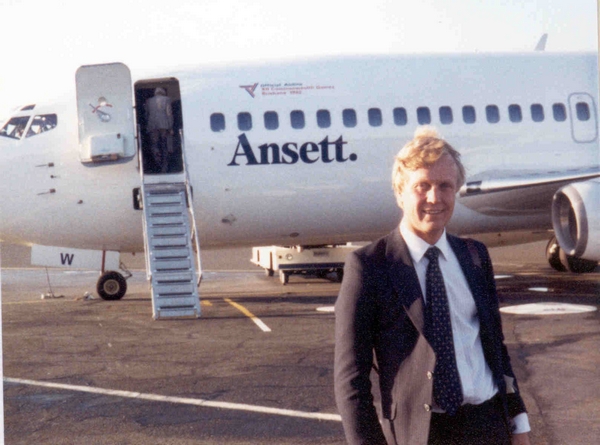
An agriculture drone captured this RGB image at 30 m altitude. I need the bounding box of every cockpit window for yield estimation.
[0,116,31,140]
[0,113,57,140]
[20,104,36,111]
[26,114,57,138]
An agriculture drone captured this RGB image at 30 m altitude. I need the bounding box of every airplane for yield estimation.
[0,50,598,318]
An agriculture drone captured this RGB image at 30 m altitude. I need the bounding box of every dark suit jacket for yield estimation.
[334,229,527,445]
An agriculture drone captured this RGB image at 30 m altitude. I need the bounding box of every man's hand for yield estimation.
[512,432,531,445]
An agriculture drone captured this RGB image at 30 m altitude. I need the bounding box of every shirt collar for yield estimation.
[399,221,451,264]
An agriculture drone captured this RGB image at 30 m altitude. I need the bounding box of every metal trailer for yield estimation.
[250,244,362,285]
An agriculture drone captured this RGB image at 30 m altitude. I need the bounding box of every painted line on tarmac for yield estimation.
[4,377,341,422]
[3,298,71,305]
[224,298,271,332]
[494,275,512,280]
[500,302,597,315]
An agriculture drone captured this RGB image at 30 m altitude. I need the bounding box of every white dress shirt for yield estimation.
[399,222,530,434]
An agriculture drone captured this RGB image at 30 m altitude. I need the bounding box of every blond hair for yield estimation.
[392,126,466,195]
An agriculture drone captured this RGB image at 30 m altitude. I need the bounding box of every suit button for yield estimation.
[427,371,433,380]
[424,404,431,412]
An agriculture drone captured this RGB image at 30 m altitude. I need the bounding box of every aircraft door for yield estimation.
[75,63,136,163]
[568,93,598,143]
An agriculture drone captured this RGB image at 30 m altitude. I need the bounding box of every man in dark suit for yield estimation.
[334,127,531,445]
[145,87,174,173]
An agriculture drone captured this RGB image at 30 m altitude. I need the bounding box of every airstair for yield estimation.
[138,131,202,319]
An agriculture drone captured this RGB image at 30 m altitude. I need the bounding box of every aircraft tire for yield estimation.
[315,270,328,279]
[265,268,274,277]
[97,271,127,300]
[559,250,598,274]
[546,237,567,272]
[279,270,289,285]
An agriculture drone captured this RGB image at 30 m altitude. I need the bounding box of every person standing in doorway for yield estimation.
[145,87,174,173]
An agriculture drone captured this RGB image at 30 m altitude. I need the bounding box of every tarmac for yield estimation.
[1,243,599,444]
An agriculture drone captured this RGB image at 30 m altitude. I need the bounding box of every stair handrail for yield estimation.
[136,124,153,281]
[179,128,203,286]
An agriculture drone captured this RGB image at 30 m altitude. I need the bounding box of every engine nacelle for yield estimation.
[551,178,600,261]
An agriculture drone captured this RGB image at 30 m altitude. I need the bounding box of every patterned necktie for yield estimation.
[424,246,463,415]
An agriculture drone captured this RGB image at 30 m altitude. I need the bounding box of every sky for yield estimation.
[0,0,597,119]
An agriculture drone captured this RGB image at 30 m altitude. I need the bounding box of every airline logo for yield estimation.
[89,96,113,122]
[240,82,336,98]
[240,83,259,98]
[228,133,358,166]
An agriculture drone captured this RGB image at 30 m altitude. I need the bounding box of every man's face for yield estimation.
[397,155,459,244]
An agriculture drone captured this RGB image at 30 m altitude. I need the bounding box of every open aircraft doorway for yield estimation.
[134,78,184,175]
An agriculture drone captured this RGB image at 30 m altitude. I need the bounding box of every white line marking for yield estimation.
[500,303,597,315]
[494,275,512,279]
[4,377,341,422]
[224,298,271,332]
[252,318,272,332]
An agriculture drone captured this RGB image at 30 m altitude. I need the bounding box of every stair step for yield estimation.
[148,208,186,216]
[149,215,186,226]
[148,227,187,238]
[146,183,186,192]
[154,282,195,293]
[153,307,200,320]
[147,225,187,236]
[153,258,192,271]
[151,246,189,257]
[153,271,194,283]
[154,295,199,307]
[147,194,185,205]
[151,236,189,248]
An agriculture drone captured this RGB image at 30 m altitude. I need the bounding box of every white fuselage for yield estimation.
[0,53,598,254]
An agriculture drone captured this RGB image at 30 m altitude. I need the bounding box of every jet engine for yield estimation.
[550,178,600,272]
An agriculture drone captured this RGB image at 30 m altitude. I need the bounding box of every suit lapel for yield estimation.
[385,228,426,335]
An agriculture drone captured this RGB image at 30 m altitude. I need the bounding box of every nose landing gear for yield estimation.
[96,270,128,300]
[96,262,132,300]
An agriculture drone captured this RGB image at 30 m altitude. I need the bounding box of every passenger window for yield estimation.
[462,106,476,124]
[553,103,567,122]
[368,108,382,127]
[576,102,590,121]
[264,111,279,130]
[317,109,331,128]
[210,113,225,132]
[26,114,57,137]
[290,110,305,129]
[0,116,31,140]
[508,105,522,123]
[237,112,252,131]
[486,105,500,123]
[531,104,544,122]
[393,107,407,126]
[417,107,431,125]
[343,109,357,128]
[439,106,453,125]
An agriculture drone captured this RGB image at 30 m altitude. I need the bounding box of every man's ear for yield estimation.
[395,192,404,209]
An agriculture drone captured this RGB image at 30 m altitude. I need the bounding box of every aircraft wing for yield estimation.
[459,167,600,216]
